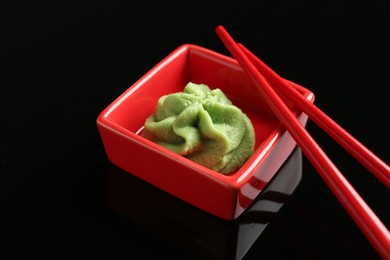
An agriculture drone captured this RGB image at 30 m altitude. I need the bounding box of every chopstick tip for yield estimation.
[215,25,226,34]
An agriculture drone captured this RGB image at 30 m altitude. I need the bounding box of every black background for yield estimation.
[2,1,389,259]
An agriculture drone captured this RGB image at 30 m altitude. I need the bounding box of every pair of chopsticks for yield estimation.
[215,25,390,258]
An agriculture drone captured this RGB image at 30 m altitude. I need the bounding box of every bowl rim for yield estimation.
[97,43,315,189]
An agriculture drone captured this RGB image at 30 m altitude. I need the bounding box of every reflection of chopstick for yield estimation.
[215,25,390,258]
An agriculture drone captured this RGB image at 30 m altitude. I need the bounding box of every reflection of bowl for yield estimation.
[106,147,303,260]
[96,44,314,220]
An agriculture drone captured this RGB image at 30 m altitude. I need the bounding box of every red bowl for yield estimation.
[96,44,315,220]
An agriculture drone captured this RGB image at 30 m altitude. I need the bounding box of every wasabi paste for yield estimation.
[142,82,255,174]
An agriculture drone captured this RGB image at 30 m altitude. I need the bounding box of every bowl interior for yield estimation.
[103,44,311,177]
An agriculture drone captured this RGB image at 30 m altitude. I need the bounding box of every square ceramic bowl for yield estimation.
[96,43,315,220]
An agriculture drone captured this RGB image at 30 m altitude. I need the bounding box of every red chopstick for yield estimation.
[215,25,390,259]
[238,43,390,190]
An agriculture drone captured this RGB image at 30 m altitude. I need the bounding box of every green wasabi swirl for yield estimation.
[142,82,255,174]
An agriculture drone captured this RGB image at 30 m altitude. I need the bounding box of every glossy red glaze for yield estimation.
[96,44,315,220]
